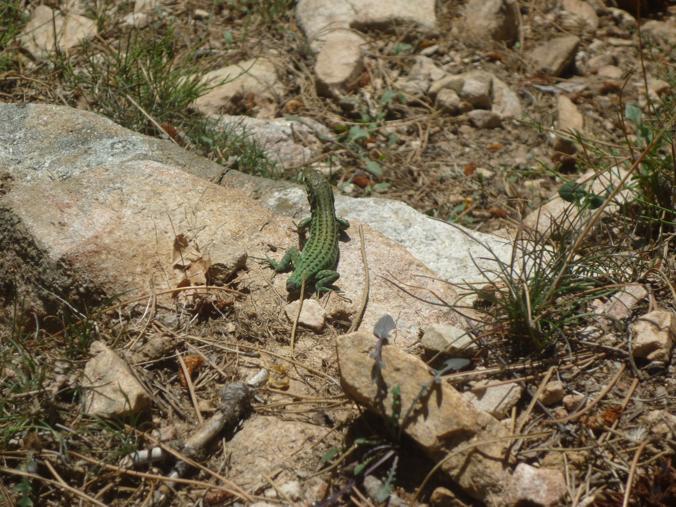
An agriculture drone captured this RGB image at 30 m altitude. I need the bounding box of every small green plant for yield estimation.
[336,90,404,179]
[59,28,208,135]
[622,97,675,238]
[453,206,639,354]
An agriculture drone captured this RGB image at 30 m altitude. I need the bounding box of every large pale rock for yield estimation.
[631,309,675,362]
[296,0,437,47]
[528,35,580,76]
[19,5,97,59]
[82,341,151,417]
[641,19,676,47]
[264,189,514,287]
[192,58,283,117]
[314,30,365,95]
[461,0,519,46]
[337,332,509,504]
[0,103,464,346]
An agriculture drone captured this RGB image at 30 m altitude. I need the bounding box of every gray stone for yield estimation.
[467,110,501,129]
[528,35,580,76]
[0,103,464,347]
[461,0,519,46]
[436,88,463,115]
[561,0,599,32]
[217,115,333,169]
[82,341,151,418]
[314,30,365,95]
[460,77,493,109]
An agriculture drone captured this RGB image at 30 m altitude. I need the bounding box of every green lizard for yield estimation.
[266,169,349,294]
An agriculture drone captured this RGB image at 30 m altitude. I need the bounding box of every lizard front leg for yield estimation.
[265,247,301,273]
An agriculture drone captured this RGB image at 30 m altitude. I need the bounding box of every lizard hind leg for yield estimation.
[314,270,340,294]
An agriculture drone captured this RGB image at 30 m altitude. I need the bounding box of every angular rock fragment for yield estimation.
[528,36,580,76]
[631,309,675,362]
[337,332,510,504]
[82,341,151,418]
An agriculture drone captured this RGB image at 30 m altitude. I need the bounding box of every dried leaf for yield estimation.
[179,354,204,388]
[463,162,476,176]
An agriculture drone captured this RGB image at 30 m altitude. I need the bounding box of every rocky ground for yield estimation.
[0,1,674,506]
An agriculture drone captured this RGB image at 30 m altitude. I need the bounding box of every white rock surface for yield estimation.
[552,94,584,154]
[82,341,151,418]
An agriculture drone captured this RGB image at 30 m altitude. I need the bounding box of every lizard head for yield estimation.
[302,168,333,208]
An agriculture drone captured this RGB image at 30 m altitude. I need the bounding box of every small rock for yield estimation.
[430,486,468,506]
[461,0,520,46]
[467,110,501,129]
[421,323,477,357]
[19,5,97,59]
[436,89,463,115]
[607,7,636,31]
[631,309,675,362]
[192,58,283,117]
[597,283,647,321]
[430,74,466,96]
[122,12,151,28]
[561,0,599,31]
[645,77,671,103]
[642,410,675,437]
[563,394,585,412]
[506,463,567,507]
[491,76,522,119]
[279,480,302,501]
[460,77,493,109]
[585,53,616,74]
[314,30,365,96]
[194,8,209,19]
[528,35,580,76]
[539,380,565,406]
[464,380,522,419]
[284,299,326,331]
[135,0,160,12]
[82,341,151,418]
[597,65,623,79]
[552,95,584,154]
